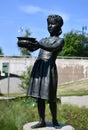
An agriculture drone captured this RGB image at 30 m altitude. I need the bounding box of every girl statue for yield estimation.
[18,14,64,129]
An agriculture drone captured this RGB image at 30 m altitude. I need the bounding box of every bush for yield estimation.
[20,66,32,90]
[0,89,3,96]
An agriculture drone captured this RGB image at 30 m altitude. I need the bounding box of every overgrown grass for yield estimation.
[0,79,88,130]
[0,97,38,130]
[0,97,88,130]
[58,78,88,96]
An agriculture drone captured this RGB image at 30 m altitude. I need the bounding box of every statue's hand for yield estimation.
[17,40,29,48]
[17,37,38,48]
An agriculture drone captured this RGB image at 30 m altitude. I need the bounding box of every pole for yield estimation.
[7,63,10,98]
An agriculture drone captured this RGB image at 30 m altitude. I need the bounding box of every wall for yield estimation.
[0,56,88,94]
[56,58,88,84]
[0,56,88,84]
[0,56,35,76]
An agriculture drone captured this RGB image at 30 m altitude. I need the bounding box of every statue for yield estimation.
[17,14,64,129]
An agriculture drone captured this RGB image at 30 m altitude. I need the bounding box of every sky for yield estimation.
[0,0,88,56]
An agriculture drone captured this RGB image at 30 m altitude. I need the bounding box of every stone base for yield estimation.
[23,122,75,130]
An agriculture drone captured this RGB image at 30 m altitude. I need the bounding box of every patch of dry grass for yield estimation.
[58,78,88,96]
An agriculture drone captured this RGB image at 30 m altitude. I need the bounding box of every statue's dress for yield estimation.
[27,36,64,101]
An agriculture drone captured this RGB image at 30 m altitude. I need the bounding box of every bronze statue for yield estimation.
[17,14,64,129]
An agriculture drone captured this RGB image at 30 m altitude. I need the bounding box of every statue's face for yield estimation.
[48,18,59,36]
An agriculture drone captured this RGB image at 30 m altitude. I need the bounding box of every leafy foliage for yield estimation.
[19,48,30,56]
[0,47,4,55]
[19,29,31,56]
[19,66,32,90]
[59,31,88,57]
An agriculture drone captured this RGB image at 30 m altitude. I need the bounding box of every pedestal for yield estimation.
[23,122,75,130]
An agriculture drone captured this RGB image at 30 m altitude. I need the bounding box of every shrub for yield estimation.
[20,66,32,90]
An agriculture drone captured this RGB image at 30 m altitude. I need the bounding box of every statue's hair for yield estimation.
[47,14,63,27]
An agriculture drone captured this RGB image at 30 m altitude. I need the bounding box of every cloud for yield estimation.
[19,5,70,22]
[19,5,42,14]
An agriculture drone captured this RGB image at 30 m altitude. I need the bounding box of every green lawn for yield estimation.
[58,78,88,96]
[0,78,88,130]
[0,97,88,130]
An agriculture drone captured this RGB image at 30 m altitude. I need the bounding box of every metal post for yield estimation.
[7,63,10,98]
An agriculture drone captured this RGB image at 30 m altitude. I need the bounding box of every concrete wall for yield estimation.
[0,56,88,94]
[0,56,88,83]
[0,56,35,76]
[56,58,88,84]
[0,56,36,94]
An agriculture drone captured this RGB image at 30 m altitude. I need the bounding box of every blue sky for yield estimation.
[0,0,88,56]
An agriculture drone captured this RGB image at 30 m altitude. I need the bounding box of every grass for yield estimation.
[0,78,88,130]
[58,78,88,96]
[1,78,88,97]
[0,98,38,130]
[0,97,88,130]
[3,92,26,97]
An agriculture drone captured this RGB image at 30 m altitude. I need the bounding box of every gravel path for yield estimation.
[61,96,88,108]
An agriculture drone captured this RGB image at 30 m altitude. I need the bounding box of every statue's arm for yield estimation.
[17,40,39,52]
[39,38,64,52]
[17,38,64,52]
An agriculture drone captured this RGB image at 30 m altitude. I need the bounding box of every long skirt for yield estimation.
[27,59,58,101]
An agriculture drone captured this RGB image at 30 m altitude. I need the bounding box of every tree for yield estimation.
[19,29,31,56]
[0,47,4,55]
[59,30,88,57]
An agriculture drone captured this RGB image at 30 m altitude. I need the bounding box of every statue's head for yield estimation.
[47,14,63,36]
